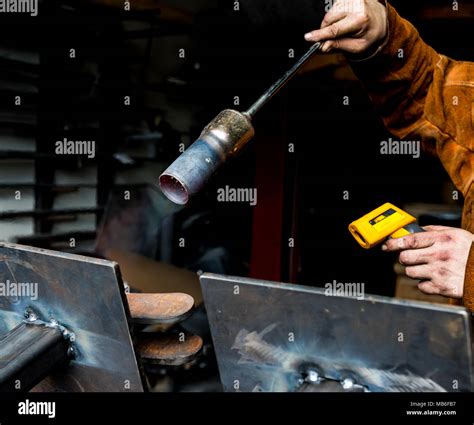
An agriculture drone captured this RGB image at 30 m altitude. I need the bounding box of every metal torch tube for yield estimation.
[159,109,254,205]
[159,43,322,205]
[245,42,322,118]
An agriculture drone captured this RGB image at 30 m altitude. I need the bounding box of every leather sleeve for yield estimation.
[462,243,474,312]
[349,2,474,309]
[350,2,440,141]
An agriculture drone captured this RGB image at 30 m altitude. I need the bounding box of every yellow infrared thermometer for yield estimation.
[349,203,425,249]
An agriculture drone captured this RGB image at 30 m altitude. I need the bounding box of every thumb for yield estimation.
[322,38,366,54]
[422,225,451,232]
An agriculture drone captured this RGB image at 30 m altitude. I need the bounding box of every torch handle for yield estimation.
[245,42,323,118]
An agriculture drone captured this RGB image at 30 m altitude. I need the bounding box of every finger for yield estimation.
[398,247,437,266]
[321,40,334,53]
[321,7,349,29]
[405,264,432,280]
[304,15,363,42]
[382,232,438,252]
[321,0,364,27]
[417,281,440,295]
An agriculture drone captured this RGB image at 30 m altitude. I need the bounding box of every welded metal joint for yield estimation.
[296,365,368,393]
[24,308,77,355]
[0,309,76,392]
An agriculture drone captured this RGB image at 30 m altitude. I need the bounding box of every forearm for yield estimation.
[309,2,474,306]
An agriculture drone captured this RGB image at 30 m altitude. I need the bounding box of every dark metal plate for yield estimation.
[200,273,473,392]
[0,242,144,392]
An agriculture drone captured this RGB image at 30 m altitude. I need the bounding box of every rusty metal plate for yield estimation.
[137,333,203,366]
[0,242,144,392]
[127,293,194,325]
[200,273,473,392]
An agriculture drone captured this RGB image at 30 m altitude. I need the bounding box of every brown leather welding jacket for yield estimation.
[350,3,474,310]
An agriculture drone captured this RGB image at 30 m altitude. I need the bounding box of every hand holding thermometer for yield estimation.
[349,203,424,249]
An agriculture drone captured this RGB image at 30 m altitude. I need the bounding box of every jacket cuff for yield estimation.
[462,242,474,312]
[348,0,390,62]
[349,2,422,78]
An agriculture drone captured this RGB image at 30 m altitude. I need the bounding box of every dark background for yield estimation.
[0,0,468,297]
